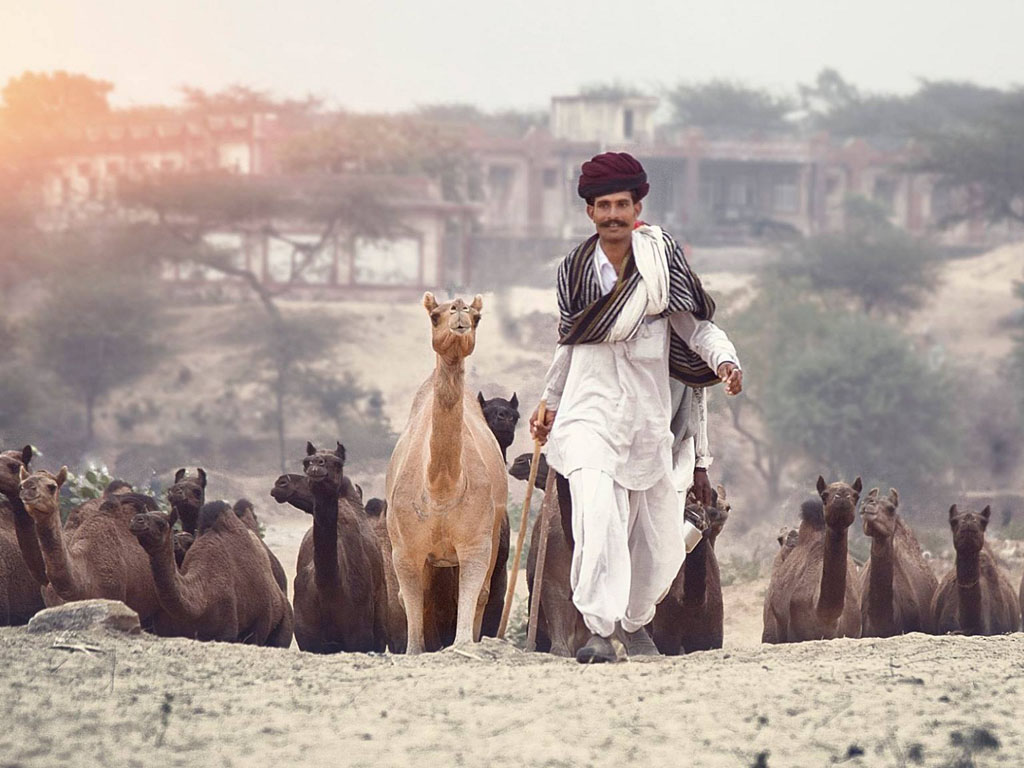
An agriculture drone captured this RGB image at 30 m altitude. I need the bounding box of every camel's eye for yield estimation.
[46,483,57,492]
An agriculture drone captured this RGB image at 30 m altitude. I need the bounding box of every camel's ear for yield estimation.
[510,392,518,410]
[174,468,186,484]
[477,391,486,408]
[306,441,317,456]
[852,477,862,494]
[888,488,899,507]
[948,504,958,524]
[21,445,33,466]
[471,294,483,312]
[816,476,827,496]
[335,442,346,462]
[423,292,438,312]
[18,466,29,483]
[980,505,991,527]
[197,468,207,489]
[55,466,68,487]
[866,487,879,499]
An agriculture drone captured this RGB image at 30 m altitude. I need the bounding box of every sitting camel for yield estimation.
[230,498,287,595]
[167,468,207,535]
[293,442,388,653]
[386,294,507,653]
[859,488,938,637]
[650,486,731,654]
[19,467,163,625]
[762,476,862,643]
[0,446,45,624]
[931,505,1020,635]
[131,502,293,646]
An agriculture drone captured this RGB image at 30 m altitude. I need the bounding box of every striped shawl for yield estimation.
[556,229,720,387]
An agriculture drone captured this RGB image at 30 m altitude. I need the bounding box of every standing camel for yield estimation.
[859,488,937,637]
[762,476,862,643]
[931,505,1020,635]
[386,293,507,654]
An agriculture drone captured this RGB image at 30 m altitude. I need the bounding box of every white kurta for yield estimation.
[540,239,740,638]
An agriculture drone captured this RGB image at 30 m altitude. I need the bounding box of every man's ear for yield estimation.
[635,200,643,217]
[586,204,595,222]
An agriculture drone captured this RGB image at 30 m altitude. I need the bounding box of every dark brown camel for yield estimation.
[271,473,315,515]
[762,477,862,643]
[859,488,938,637]
[931,505,1020,635]
[293,442,388,653]
[130,502,293,646]
[167,468,206,535]
[0,446,45,624]
[478,391,519,463]
[650,486,731,654]
[19,467,163,625]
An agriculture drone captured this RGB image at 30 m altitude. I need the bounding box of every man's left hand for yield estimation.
[691,469,713,507]
[717,362,743,395]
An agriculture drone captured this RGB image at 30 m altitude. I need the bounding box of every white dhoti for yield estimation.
[567,468,685,637]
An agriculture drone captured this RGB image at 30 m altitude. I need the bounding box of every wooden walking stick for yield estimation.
[498,399,546,638]
[526,467,558,651]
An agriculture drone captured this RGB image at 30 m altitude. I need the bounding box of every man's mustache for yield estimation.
[599,220,629,228]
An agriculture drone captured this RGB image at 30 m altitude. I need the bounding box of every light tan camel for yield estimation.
[386,293,508,654]
[931,505,1020,635]
[762,477,862,643]
[859,487,938,637]
[18,467,162,626]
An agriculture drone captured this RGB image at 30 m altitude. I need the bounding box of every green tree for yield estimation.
[666,80,793,133]
[781,196,938,314]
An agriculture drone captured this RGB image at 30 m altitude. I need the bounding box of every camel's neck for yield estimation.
[146,535,206,624]
[681,538,709,606]
[866,536,896,634]
[427,355,465,497]
[955,550,983,632]
[31,505,81,599]
[311,486,341,590]
[816,526,849,626]
[3,493,49,586]
[173,503,201,536]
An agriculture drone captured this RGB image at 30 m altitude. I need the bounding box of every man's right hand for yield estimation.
[529,406,557,446]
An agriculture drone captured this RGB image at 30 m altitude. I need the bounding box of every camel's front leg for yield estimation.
[393,551,427,655]
[453,543,493,645]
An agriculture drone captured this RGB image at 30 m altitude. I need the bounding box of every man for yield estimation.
[530,152,742,663]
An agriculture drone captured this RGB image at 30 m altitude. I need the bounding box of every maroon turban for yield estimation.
[577,152,649,201]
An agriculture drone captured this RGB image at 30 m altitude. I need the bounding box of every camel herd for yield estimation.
[2,293,1024,656]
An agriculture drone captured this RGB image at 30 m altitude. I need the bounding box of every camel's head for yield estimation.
[103,479,134,497]
[18,466,67,519]
[424,292,482,361]
[508,452,550,490]
[233,498,260,533]
[168,468,206,512]
[705,484,731,545]
[816,475,862,530]
[0,445,33,497]
[303,441,346,489]
[173,531,195,566]
[129,511,172,551]
[271,473,315,515]
[114,493,160,518]
[860,487,899,540]
[478,391,520,454]
[364,498,387,518]
[949,504,990,556]
[777,526,799,551]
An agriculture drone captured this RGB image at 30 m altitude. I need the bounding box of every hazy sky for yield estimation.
[3,0,1024,113]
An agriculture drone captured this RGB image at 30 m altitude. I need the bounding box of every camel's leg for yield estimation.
[453,543,493,646]
[394,552,427,655]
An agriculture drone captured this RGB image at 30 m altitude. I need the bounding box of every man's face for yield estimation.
[587,191,642,244]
